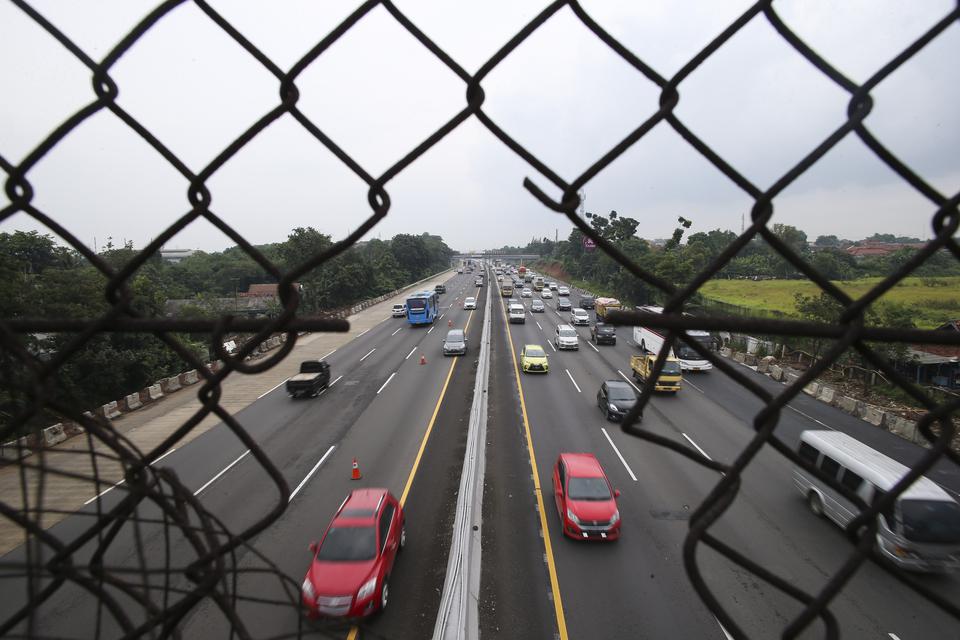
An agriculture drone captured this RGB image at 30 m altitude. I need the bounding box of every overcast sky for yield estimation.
[1,1,957,253]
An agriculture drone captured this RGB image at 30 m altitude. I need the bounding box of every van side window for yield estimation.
[841,468,863,492]
[798,442,819,465]
[872,488,896,522]
[819,455,841,480]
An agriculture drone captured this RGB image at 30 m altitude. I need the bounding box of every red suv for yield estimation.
[302,489,405,618]
[552,453,621,541]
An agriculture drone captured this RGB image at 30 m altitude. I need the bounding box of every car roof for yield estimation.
[336,488,388,524]
[573,308,588,314]
[447,329,464,337]
[557,323,574,330]
[559,453,605,478]
[524,343,545,350]
[604,380,632,391]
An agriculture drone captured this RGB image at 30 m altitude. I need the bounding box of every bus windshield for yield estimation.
[900,500,960,544]
[676,336,711,360]
[407,298,426,310]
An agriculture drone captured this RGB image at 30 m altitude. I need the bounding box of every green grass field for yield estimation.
[698,276,960,329]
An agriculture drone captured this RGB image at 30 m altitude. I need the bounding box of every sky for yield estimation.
[1,1,957,254]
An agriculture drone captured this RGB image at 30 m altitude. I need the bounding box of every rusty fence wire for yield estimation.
[2,1,959,638]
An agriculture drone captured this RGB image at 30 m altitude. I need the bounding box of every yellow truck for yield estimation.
[595,297,622,320]
[630,353,682,393]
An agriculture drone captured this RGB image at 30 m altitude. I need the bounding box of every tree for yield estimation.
[814,234,840,247]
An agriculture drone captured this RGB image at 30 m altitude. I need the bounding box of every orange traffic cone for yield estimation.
[420,354,427,365]
[351,458,362,480]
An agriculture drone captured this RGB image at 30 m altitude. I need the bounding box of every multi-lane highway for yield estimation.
[2,264,959,639]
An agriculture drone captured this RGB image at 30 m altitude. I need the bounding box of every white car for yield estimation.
[541,289,553,299]
[391,304,407,318]
[463,296,477,310]
[509,304,525,324]
[548,282,558,291]
[555,324,579,350]
[557,286,570,296]
[571,308,590,326]
[521,288,533,298]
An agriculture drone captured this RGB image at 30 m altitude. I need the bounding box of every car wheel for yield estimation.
[380,579,389,611]
[808,492,824,517]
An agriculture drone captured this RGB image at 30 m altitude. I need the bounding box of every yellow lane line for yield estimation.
[350,300,478,638]
[498,293,569,639]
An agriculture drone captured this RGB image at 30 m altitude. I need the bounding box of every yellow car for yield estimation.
[520,344,549,373]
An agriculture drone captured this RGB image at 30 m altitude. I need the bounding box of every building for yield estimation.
[908,320,960,388]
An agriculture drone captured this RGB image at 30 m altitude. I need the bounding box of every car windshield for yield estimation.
[532,301,543,307]
[597,325,614,334]
[446,331,464,342]
[465,298,475,303]
[559,329,576,337]
[526,346,545,358]
[510,306,523,312]
[568,477,611,501]
[662,361,682,375]
[575,310,587,317]
[316,526,377,561]
[900,500,960,543]
[607,386,635,401]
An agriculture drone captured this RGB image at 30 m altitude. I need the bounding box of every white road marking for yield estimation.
[717,619,736,640]
[377,372,397,394]
[258,378,288,399]
[438,313,444,321]
[405,346,417,360]
[321,348,337,360]
[565,369,582,393]
[84,448,178,505]
[548,341,557,352]
[391,327,402,336]
[684,378,705,394]
[360,348,376,362]
[787,404,833,429]
[357,328,370,337]
[328,375,343,387]
[289,445,337,502]
[617,369,641,393]
[536,321,542,330]
[194,449,251,496]
[888,634,901,640]
[427,326,435,334]
[682,433,713,461]
[601,428,638,482]
[587,341,599,353]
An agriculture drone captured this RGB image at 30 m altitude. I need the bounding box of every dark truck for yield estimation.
[286,360,331,398]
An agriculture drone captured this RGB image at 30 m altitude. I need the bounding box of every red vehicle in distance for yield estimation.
[302,489,405,618]
[552,453,621,541]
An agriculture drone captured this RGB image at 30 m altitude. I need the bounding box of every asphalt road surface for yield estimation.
[2,266,959,640]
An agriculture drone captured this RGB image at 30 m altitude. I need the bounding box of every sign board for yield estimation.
[582,236,596,251]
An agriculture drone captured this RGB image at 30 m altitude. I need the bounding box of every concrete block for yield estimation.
[99,401,122,420]
[769,365,783,381]
[180,370,199,385]
[890,417,919,442]
[837,396,859,414]
[733,351,746,363]
[161,376,181,394]
[721,347,732,358]
[785,372,801,386]
[43,423,67,447]
[63,421,84,437]
[862,405,885,427]
[757,356,776,373]
[145,384,164,402]
[743,353,758,366]
[817,386,835,404]
[804,382,820,397]
[123,392,142,412]
[0,441,29,460]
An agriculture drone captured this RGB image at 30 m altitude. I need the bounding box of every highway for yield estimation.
[2,264,959,639]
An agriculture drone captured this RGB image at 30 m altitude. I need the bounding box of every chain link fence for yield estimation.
[2,1,959,638]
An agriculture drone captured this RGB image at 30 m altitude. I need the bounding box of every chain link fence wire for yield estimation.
[2,0,959,638]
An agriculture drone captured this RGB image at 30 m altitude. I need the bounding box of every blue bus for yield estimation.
[406,290,439,325]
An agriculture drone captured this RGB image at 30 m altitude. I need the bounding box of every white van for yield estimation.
[794,430,960,572]
[508,304,525,324]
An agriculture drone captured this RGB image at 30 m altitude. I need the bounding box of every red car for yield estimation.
[302,489,405,618]
[552,453,621,540]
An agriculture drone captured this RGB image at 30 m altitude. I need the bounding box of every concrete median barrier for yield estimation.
[145,384,164,402]
[99,401,122,420]
[817,386,835,404]
[180,370,199,385]
[123,392,142,411]
[161,376,182,394]
[43,423,66,447]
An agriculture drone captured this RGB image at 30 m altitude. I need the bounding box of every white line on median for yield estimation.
[289,445,336,502]
[377,372,397,394]
[682,433,713,461]
[321,348,337,360]
[684,378,705,394]
[565,369,582,393]
[357,328,370,337]
[329,375,343,388]
[587,341,599,353]
[428,326,435,334]
[84,448,178,505]
[258,378,288,399]
[536,321,542,330]
[617,369,641,393]
[787,404,833,429]
[405,346,417,360]
[391,327,402,336]
[360,348,376,362]
[601,428,638,482]
[194,449,251,496]
[548,341,557,352]
[439,313,444,321]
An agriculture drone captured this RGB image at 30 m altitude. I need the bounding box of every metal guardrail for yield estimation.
[1,2,958,639]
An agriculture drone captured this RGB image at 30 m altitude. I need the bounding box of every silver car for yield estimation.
[521,288,533,298]
[443,329,468,356]
[463,296,477,310]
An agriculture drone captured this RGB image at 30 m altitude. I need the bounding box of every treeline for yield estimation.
[512,212,957,306]
[0,228,454,432]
